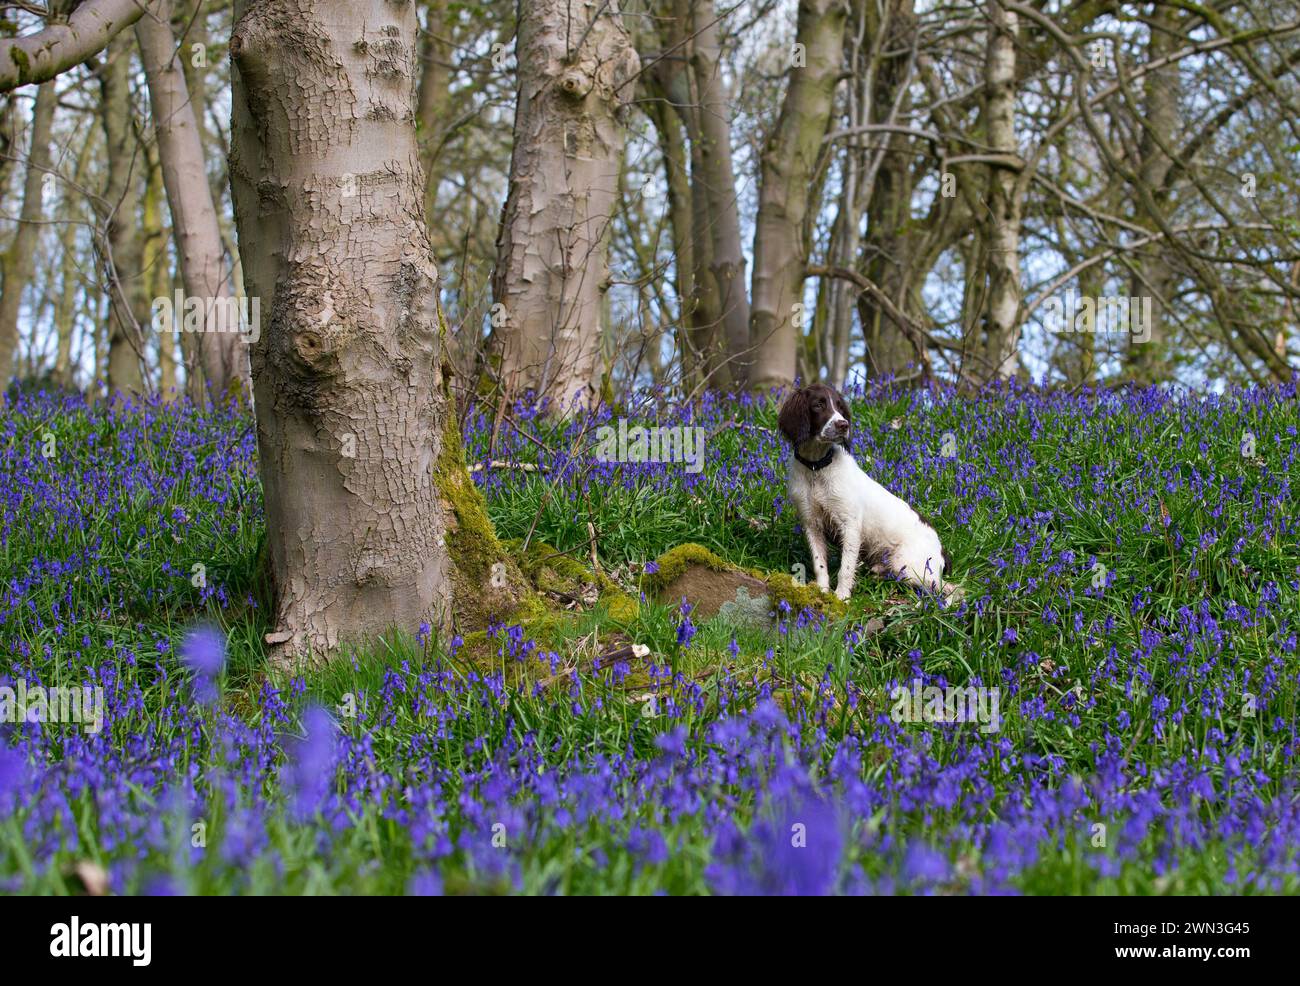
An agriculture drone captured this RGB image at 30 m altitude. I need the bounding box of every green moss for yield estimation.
[511,539,638,624]
[431,308,633,633]
[451,604,572,673]
[642,542,844,617]
[433,407,638,633]
[436,406,501,583]
[433,373,536,631]
[597,368,616,408]
[762,570,846,618]
[513,540,590,588]
[9,45,29,85]
[603,593,639,623]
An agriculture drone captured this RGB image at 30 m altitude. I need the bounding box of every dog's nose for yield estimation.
[833,419,850,434]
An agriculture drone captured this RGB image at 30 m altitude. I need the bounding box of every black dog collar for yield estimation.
[795,446,836,471]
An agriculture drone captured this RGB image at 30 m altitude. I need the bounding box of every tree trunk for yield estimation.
[749,0,848,392]
[689,1,751,389]
[139,147,177,397]
[825,116,860,386]
[645,94,697,385]
[643,0,714,390]
[53,116,98,384]
[980,0,1022,380]
[856,0,919,381]
[98,34,148,395]
[416,0,452,228]
[0,96,17,206]
[230,0,524,668]
[0,81,56,385]
[1124,9,1180,383]
[138,0,250,401]
[682,126,728,390]
[488,0,639,412]
[655,0,727,389]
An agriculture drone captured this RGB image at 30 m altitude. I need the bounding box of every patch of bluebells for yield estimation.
[1,379,1299,893]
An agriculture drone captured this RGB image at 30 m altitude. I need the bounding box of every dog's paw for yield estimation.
[941,582,966,606]
[834,586,852,601]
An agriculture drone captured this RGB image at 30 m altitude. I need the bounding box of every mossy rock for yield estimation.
[641,543,845,621]
[655,565,770,624]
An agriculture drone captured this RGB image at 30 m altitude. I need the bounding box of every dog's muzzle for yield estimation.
[821,416,850,440]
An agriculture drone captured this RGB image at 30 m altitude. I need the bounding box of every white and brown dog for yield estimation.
[778,383,959,603]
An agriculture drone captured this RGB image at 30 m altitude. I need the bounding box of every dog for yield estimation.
[777,383,959,603]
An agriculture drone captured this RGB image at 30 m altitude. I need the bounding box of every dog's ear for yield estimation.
[778,389,811,447]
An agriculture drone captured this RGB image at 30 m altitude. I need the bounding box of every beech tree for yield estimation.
[138,0,249,400]
[687,0,751,390]
[748,0,848,392]
[488,0,639,411]
[230,0,522,667]
[0,81,55,381]
[98,33,148,395]
[979,0,1022,379]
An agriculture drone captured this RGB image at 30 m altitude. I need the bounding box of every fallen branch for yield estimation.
[467,460,539,474]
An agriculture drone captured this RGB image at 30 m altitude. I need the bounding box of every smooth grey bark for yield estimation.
[689,0,751,389]
[138,0,249,400]
[682,116,727,389]
[980,0,1023,379]
[0,82,56,383]
[170,0,224,398]
[0,0,148,92]
[489,0,639,412]
[139,146,177,396]
[749,0,848,392]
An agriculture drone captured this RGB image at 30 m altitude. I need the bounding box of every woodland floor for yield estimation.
[1,379,1298,894]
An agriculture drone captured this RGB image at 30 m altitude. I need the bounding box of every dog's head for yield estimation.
[777,383,853,450]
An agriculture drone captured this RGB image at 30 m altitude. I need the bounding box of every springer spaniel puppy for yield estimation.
[778,383,959,603]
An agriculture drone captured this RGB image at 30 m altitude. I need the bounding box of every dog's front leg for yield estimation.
[804,522,832,592]
[835,528,861,600]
